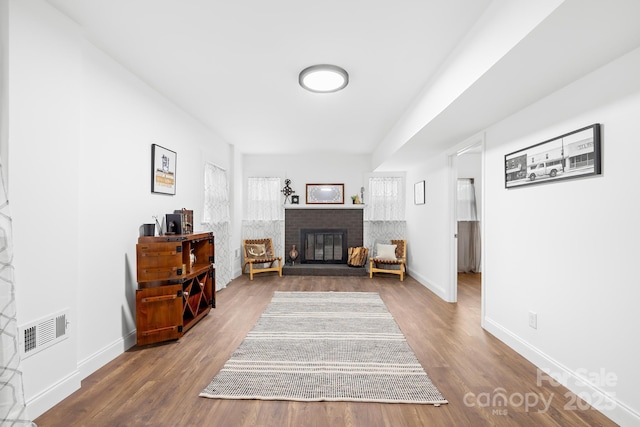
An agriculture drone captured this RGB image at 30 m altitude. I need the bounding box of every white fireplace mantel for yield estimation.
[284,204,365,210]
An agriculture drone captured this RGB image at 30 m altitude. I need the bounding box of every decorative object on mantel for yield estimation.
[291,195,299,204]
[306,183,344,204]
[281,179,296,203]
[351,194,362,204]
[505,123,601,188]
[151,144,176,195]
[288,244,299,265]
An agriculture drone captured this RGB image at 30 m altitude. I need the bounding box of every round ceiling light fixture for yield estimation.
[299,64,349,93]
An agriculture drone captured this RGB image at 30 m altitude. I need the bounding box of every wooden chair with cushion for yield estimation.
[242,238,283,280]
[369,240,407,281]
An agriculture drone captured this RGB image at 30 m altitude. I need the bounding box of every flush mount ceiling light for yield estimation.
[299,64,349,93]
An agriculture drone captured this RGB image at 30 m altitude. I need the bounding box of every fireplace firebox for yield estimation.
[301,229,348,264]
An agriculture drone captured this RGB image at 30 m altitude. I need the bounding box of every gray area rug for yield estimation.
[200,291,447,404]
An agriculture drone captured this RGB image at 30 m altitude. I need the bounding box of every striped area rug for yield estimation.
[200,291,447,405]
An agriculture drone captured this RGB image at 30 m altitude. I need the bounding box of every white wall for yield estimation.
[243,152,372,213]
[404,153,453,301]
[6,0,232,418]
[482,46,640,425]
[8,0,82,416]
[401,46,640,427]
[0,0,8,183]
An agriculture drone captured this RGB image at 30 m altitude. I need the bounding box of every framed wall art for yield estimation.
[306,184,344,204]
[414,180,425,205]
[151,144,177,195]
[504,124,601,189]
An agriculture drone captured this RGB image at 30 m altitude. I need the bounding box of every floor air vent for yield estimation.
[20,310,70,358]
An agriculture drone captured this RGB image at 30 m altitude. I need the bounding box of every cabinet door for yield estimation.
[136,285,183,346]
[137,242,184,282]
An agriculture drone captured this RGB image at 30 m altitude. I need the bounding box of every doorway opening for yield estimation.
[449,136,484,323]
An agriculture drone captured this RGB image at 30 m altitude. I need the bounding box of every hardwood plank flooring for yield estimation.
[34,274,616,426]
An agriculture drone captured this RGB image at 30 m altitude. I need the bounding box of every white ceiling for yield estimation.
[43,0,491,154]
[44,0,640,168]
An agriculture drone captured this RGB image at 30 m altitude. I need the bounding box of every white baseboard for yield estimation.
[26,369,81,419]
[484,317,640,426]
[26,331,137,419]
[407,269,450,301]
[77,330,137,380]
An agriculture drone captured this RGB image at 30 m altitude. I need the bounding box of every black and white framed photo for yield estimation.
[505,124,601,188]
[151,144,177,195]
[414,180,425,205]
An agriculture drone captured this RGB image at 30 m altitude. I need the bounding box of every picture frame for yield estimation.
[414,180,425,205]
[505,124,601,188]
[306,184,344,204]
[151,144,177,195]
[291,195,300,204]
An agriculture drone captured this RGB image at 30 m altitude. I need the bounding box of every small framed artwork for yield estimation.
[414,180,425,205]
[306,184,344,204]
[291,195,300,204]
[151,144,176,195]
[505,124,601,188]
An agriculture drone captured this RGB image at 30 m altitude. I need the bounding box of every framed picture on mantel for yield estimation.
[151,144,176,195]
[306,184,344,204]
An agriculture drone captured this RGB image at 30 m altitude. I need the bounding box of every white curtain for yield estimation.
[246,177,283,221]
[0,162,35,426]
[242,177,284,259]
[457,178,477,221]
[202,163,231,290]
[364,176,405,221]
[364,176,406,271]
[457,179,481,273]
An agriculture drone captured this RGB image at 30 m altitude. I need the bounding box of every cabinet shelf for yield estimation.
[135,232,215,346]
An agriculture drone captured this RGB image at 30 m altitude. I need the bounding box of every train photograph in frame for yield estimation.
[505,124,601,188]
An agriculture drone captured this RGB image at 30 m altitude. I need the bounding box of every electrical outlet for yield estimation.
[529,311,537,329]
[235,248,240,258]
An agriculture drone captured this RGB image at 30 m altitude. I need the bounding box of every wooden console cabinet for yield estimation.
[135,232,215,346]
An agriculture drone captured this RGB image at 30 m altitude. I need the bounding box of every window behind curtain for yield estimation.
[203,163,231,290]
[246,177,283,220]
[203,163,230,224]
[457,178,478,221]
[364,176,405,221]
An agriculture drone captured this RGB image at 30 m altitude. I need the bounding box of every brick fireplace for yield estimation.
[285,208,364,265]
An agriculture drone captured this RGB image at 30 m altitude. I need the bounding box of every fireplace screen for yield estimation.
[302,229,348,264]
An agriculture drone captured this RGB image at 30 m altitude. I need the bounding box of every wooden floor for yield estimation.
[34,274,616,427]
